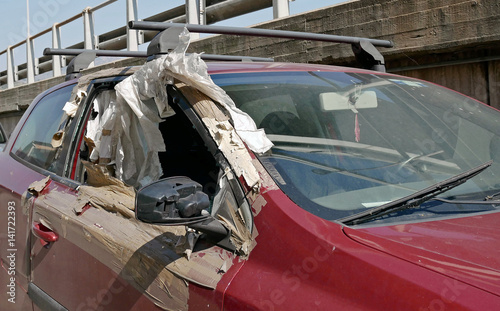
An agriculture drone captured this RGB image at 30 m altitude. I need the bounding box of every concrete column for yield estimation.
[199,0,206,25]
[273,0,290,19]
[83,7,96,50]
[126,0,139,51]
[6,46,15,89]
[186,0,206,40]
[52,24,62,77]
[26,38,35,83]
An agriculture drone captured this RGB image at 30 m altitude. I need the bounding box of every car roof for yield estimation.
[68,61,390,91]
[205,61,383,75]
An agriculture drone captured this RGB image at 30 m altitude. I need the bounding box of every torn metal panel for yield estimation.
[28,181,237,310]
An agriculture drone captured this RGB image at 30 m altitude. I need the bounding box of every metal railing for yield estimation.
[0,0,292,89]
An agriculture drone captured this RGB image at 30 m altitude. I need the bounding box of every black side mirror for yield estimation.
[136,176,211,224]
[136,176,235,251]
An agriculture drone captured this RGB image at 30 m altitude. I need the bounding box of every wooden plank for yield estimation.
[396,62,489,104]
[488,60,500,109]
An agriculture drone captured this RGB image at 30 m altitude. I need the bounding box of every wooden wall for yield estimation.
[394,60,500,109]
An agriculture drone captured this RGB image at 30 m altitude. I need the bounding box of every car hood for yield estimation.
[343,211,500,295]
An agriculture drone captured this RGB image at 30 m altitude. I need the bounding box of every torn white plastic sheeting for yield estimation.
[84,27,270,188]
[85,90,162,187]
[114,27,273,155]
[86,91,115,162]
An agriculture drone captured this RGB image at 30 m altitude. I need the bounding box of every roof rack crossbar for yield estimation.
[129,21,392,72]
[44,48,146,58]
[129,21,394,48]
[43,48,274,63]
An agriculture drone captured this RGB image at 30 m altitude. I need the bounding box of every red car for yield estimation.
[2,25,500,310]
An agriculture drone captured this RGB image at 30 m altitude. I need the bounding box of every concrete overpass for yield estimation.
[1,0,499,135]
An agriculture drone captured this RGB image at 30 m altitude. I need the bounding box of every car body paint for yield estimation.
[0,61,499,310]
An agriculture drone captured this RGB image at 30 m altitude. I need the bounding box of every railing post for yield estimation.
[199,0,206,25]
[26,37,36,84]
[126,0,139,51]
[6,46,16,89]
[273,0,290,19]
[186,0,206,40]
[52,24,62,77]
[83,7,96,50]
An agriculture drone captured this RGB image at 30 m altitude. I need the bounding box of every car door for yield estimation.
[0,82,75,311]
[26,78,252,310]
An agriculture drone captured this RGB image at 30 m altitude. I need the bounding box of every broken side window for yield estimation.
[75,83,219,204]
[71,80,253,254]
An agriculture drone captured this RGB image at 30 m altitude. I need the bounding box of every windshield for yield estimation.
[212,71,500,224]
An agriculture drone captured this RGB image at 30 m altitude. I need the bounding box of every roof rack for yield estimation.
[44,47,273,62]
[45,21,393,81]
[44,31,274,81]
[129,21,394,72]
[44,48,146,58]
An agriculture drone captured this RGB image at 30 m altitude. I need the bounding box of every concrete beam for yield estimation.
[189,0,500,66]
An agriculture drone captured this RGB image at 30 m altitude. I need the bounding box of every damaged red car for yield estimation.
[2,24,500,310]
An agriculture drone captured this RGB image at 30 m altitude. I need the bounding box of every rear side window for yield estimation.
[12,84,74,173]
[0,124,5,143]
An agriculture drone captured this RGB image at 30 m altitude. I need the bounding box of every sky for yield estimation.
[0,0,345,72]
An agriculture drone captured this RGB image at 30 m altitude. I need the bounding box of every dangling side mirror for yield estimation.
[135,176,211,225]
[135,176,235,251]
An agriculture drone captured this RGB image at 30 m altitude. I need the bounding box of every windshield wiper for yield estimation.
[339,160,493,226]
